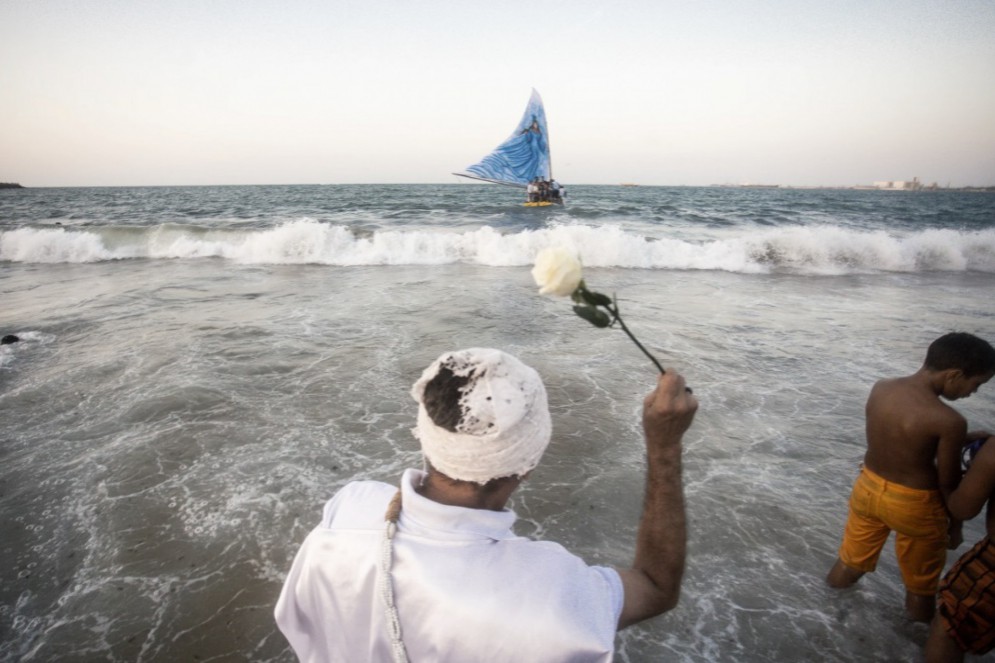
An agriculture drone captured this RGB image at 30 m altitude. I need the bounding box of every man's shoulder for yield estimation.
[508,538,618,578]
[319,479,396,529]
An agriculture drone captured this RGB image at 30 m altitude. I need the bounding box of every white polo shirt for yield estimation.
[275,468,624,662]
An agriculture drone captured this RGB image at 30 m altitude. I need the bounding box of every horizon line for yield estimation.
[3,182,995,190]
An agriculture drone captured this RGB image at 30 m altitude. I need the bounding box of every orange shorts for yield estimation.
[838,466,948,595]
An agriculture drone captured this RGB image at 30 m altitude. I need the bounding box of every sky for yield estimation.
[2,0,994,188]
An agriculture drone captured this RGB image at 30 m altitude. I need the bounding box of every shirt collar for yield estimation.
[398,468,519,542]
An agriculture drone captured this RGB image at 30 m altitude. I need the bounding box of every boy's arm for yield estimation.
[936,416,969,547]
[936,414,968,499]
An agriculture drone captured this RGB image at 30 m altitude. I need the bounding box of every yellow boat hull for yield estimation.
[523,201,555,207]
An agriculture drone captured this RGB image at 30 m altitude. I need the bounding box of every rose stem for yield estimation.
[609,304,666,375]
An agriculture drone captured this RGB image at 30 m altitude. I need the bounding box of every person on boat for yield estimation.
[527,178,540,203]
[537,179,550,203]
[926,433,995,662]
[826,332,995,622]
[275,348,697,662]
[550,179,565,204]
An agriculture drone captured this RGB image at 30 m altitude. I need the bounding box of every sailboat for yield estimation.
[454,89,564,206]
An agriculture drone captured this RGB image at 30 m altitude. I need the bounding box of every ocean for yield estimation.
[2,183,994,662]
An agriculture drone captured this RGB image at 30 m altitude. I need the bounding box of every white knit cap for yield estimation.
[411,348,552,484]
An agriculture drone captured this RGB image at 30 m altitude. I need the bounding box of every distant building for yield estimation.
[872,177,922,191]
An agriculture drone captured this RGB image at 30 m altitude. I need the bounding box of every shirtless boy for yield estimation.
[926,434,995,661]
[826,332,995,622]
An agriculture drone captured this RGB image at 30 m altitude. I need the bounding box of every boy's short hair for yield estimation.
[924,333,995,377]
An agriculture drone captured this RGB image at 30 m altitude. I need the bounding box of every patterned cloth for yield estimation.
[937,536,995,655]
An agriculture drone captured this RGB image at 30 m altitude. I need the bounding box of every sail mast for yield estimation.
[542,89,553,182]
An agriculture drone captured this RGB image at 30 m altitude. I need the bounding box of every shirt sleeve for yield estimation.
[591,565,625,627]
[274,481,394,660]
[273,528,321,661]
[274,485,353,661]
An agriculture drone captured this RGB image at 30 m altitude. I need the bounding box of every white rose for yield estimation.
[531,247,583,296]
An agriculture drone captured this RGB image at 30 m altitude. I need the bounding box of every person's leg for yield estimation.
[828,471,890,588]
[896,535,944,622]
[893,502,948,622]
[905,590,936,623]
[826,557,866,588]
[925,615,965,663]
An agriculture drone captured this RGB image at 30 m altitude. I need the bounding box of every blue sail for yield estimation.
[458,89,551,187]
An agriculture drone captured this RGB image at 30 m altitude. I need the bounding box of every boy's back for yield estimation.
[863,375,967,491]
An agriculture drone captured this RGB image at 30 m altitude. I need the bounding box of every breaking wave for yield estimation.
[3,220,995,274]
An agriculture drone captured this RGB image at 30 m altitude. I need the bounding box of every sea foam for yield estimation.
[3,220,994,274]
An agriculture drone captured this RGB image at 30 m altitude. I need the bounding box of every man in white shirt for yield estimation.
[527,178,539,203]
[275,348,696,662]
